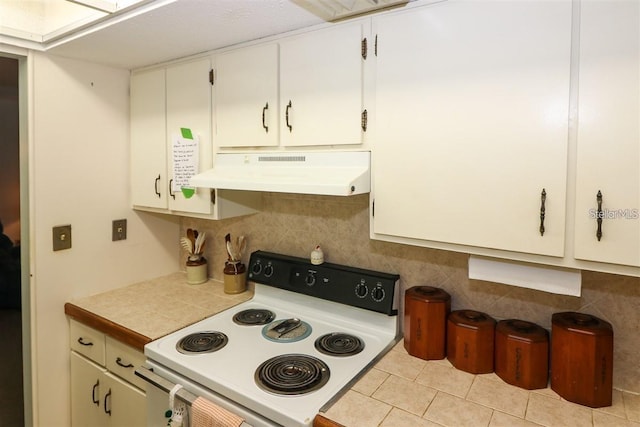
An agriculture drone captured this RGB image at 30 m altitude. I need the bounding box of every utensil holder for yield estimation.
[186,258,207,285]
[223,261,247,294]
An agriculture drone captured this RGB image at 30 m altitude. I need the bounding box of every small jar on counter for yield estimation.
[223,261,247,294]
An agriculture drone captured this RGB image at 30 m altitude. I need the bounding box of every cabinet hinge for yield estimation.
[375,34,378,56]
[372,199,375,217]
[210,189,216,205]
[361,38,368,60]
[361,109,368,132]
[209,69,214,86]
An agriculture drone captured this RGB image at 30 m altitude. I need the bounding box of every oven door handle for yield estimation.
[135,365,198,406]
[135,365,254,427]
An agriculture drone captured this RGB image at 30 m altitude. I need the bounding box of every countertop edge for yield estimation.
[64,302,151,351]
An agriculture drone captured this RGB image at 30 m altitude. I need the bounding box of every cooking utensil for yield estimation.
[180,237,193,255]
[271,318,301,337]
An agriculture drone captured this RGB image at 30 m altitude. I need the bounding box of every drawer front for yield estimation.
[69,319,106,365]
[106,336,147,391]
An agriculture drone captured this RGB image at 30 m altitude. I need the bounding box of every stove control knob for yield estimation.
[355,282,368,298]
[305,272,316,286]
[251,263,263,276]
[263,264,274,278]
[372,286,385,302]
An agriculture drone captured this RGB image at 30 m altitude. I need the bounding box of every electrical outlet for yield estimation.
[112,219,127,241]
[52,225,72,251]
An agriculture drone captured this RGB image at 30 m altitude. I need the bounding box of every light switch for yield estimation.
[112,219,127,241]
[52,225,72,251]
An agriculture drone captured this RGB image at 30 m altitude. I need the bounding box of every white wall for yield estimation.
[28,51,180,426]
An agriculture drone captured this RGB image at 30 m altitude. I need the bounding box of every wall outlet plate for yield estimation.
[52,225,72,251]
[112,219,127,241]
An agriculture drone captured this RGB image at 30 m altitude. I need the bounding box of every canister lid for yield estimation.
[496,319,548,342]
[551,312,613,335]
[405,286,451,302]
[449,310,496,330]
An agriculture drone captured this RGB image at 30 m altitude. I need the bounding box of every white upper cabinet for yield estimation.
[371,0,572,256]
[130,59,261,219]
[130,68,166,210]
[214,21,368,149]
[215,43,279,148]
[279,22,366,147]
[165,58,215,214]
[574,0,640,267]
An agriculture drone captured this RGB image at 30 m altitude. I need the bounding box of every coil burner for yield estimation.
[255,354,330,395]
[176,331,228,354]
[315,333,365,357]
[232,309,276,326]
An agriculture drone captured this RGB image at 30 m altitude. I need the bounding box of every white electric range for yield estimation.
[138,251,400,427]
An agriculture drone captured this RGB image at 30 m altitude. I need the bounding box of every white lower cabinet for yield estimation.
[69,320,146,427]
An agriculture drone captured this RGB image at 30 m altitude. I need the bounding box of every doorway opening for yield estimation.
[0,55,25,426]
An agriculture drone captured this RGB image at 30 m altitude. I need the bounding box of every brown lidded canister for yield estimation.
[495,319,549,390]
[551,312,613,408]
[404,286,451,360]
[447,310,496,374]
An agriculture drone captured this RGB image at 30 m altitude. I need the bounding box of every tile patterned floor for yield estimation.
[323,341,640,427]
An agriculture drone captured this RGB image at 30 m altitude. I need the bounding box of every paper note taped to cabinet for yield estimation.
[172,128,199,198]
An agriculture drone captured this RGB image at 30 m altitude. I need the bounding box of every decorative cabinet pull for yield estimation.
[262,102,269,133]
[154,174,161,198]
[116,357,134,369]
[596,190,603,241]
[539,188,546,236]
[77,337,93,346]
[169,179,175,200]
[92,380,99,406]
[285,100,292,132]
[104,389,112,416]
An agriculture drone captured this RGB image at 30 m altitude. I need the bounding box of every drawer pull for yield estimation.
[77,337,93,346]
[92,380,100,406]
[116,357,134,369]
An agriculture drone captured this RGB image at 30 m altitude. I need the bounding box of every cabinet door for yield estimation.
[574,0,640,267]
[280,22,365,147]
[216,43,279,147]
[372,0,571,256]
[71,352,108,427]
[103,372,146,427]
[131,68,167,210]
[166,58,215,214]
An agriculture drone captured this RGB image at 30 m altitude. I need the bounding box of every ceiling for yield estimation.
[1,0,407,70]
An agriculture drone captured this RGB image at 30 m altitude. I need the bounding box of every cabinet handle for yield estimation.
[116,357,134,369]
[154,174,161,198]
[262,102,269,133]
[169,179,175,200]
[77,337,93,346]
[285,100,292,132]
[104,388,112,416]
[596,190,603,241]
[539,188,546,236]
[92,380,100,406]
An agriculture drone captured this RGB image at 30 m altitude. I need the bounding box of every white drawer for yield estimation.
[106,336,146,391]
[69,319,106,365]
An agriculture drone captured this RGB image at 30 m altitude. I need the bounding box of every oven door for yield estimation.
[136,361,280,427]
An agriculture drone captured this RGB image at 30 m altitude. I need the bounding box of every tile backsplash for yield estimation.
[181,192,640,394]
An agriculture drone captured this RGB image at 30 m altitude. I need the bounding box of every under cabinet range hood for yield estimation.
[189,151,370,196]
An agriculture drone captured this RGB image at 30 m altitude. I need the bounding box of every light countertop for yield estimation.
[66,273,640,427]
